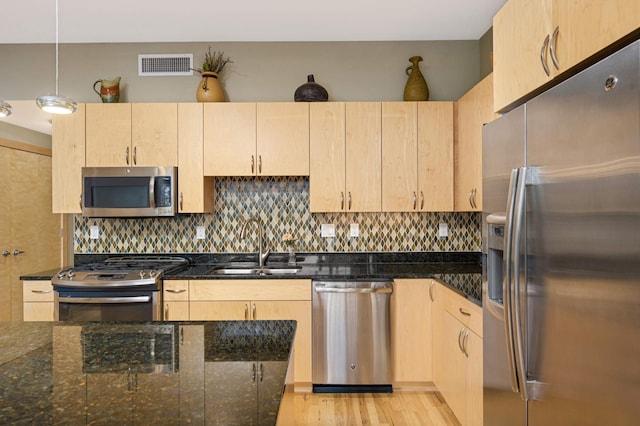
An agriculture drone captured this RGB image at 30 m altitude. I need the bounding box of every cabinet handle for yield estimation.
[252,363,257,382]
[348,192,352,210]
[341,192,344,210]
[79,194,82,210]
[468,189,474,209]
[252,303,257,320]
[164,303,169,320]
[125,147,130,165]
[550,26,560,70]
[244,304,249,320]
[166,288,186,293]
[459,307,471,316]
[540,34,551,76]
[180,327,184,345]
[259,363,264,382]
[179,193,184,211]
[471,188,478,209]
[458,328,465,353]
[258,155,262,174]
[428,281,434,301]
[133,146,137,165]
[420,191,424,210]
[31,289,52,294]
[413,191,417,210]
[463,330,470,357]
[251,155,255,174]
[13,250,25,256]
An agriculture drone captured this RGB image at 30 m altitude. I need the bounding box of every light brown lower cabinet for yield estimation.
[23,280,55,321]
[432,280,483,426]
[188,279,312,386]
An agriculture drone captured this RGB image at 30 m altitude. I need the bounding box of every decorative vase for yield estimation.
[93,76,121,103]
[196,72,225,102]
[403,56,429,101]
[294,74,328,102]
[287,245,296,265]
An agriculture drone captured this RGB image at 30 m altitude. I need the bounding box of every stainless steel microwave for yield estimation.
[82,166,177,217]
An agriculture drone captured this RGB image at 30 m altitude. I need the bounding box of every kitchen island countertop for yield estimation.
[0,320,296,425]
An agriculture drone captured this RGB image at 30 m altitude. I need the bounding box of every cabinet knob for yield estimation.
[13,249,25,256]
[1,250,9,257]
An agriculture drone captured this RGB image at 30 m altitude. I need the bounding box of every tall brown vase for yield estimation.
[403,56,429,101]
[196,72,225,102]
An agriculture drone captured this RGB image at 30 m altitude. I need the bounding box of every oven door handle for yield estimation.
[59,296,151,304]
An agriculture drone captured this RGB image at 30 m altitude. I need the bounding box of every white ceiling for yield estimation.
[1,0,506,135]
[0,0,505,44]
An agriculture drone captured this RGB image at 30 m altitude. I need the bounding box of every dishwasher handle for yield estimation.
[314,283,393,294]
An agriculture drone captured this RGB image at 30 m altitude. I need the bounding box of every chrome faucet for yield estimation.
[240,216,270,267]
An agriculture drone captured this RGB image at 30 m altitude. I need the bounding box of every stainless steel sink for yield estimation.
[209,265,302,275]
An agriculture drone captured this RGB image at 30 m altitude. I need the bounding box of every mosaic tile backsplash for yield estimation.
[75,177,481,254]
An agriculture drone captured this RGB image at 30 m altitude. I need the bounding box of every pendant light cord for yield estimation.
[55,0,59,96]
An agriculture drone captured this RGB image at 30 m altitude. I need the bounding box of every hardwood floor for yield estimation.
[281,391,461,426]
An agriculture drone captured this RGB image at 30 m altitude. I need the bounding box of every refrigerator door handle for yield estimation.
[503,167,521,394]
[511,166,529,401]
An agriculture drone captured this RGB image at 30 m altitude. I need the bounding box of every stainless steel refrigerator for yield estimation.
[482,39,640,425]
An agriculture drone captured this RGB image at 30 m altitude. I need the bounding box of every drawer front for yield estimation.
[163,280,189,301]
[444,292,482,337]
[190,279,311,301]
[23,281,54,302]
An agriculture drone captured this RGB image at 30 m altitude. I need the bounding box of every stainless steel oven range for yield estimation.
[52,256,188,321]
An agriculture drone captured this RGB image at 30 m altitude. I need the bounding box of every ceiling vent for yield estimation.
[138,54,193,76]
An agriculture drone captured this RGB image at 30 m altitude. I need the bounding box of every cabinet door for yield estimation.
[345,102,382,212]
[392,279,432,385]
[466,329,483,426]
[205,362,257,425]
[203,103,257,176]
[178,103,214,213]
[190,301,249,320]
[493,0,553,112]
[455,74,494,212]
[309,102,346,212]
[164,301,189,321]
[382,102,417,212]
[86,103,132,166]
[52,103,85,213]
[253,300,312,384]
[23,280,54,321]
[552,0,640,75]
[86,374,133,424]
[257,102,310,176]
[179,325,205,424]
[131,103,178,166]
[135,373,180,425]
[418,102,454,212]
[440,312,467,424]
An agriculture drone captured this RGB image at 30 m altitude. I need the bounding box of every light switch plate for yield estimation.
[350,223,360,238]
[196,226,206,240]
[438,222,448,239]
[321,224,336,238]
[90,225,100,239]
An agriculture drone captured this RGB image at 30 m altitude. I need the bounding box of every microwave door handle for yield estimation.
[149,177,156,208]
[503,167,520,394]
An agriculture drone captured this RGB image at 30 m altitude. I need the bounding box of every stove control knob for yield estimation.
[149,271,158,278]
[57,270,66,279]
[68,271,75,280]
[139,271,146,278]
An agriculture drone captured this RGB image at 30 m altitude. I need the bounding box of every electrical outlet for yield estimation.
[196,226,206,240]
[90,226,100,240]
[321,224,336,238]
[438,222,448,239]
[350,223,360,238]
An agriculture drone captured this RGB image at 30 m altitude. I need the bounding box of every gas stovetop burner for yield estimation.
[52,256,189,289]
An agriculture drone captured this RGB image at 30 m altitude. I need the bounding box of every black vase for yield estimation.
[294,75,328,102]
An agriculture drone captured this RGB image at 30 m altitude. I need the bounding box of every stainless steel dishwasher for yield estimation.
[312,279,393,393]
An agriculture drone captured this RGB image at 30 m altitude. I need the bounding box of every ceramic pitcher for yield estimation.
[93,76,121,103]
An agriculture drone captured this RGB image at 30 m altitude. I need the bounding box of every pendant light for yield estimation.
[36,0,77,115]
[0,100,12,117]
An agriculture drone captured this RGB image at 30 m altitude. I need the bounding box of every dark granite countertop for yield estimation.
[0,320,295,425]
[20,252,483,305]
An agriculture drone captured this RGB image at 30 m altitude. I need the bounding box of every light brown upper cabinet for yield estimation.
[309,102,381,212]
[178,103,214,213]
[52,103,85,214]
[381,102,453,212]
[204,102,309,176]
[493,0,640,112]
[455,74,495,212]
[85,103,178,167]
